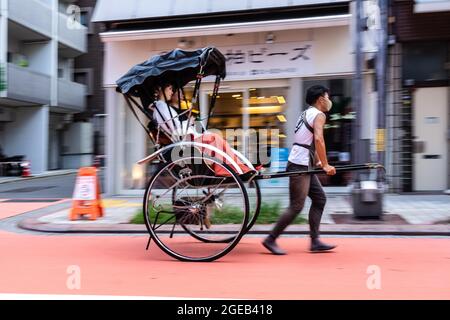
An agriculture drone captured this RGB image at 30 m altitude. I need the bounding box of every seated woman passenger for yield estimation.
[152,84,253,176]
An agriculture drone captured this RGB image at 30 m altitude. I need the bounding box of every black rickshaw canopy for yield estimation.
[116,47,226,96]
[116,47,227,135]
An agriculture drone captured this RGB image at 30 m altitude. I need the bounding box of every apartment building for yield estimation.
[0,0,89,173]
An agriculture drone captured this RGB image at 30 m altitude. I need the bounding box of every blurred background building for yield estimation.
[387,0,450,192]
[0,0,105,174]
[73,0,105,159]
[2,0,448,194]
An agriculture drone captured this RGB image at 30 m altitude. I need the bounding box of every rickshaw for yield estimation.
[116,47,385,262]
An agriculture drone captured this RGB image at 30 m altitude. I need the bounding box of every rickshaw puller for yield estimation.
[262,85,338,255]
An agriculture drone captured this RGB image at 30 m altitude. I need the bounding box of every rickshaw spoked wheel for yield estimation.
[143,154,249,262]
[175,178,261,243]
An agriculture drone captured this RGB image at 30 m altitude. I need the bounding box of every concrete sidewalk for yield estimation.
[15,194,450,235]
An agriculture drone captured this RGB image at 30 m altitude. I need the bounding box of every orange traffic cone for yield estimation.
[70,167,104,221]
[21,160,32,177]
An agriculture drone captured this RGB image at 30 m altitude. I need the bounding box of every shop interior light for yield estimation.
[132,164,144,181]
[277,96,286,104]
[242,106,282,114]
[180,101,193,109]
[232,94,242,98]
[249,97,282,105]
[277,115,287,122]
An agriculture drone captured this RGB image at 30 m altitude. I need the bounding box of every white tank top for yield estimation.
[288,106,324,166]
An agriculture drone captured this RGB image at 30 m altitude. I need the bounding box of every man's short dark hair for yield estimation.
[306,85,330,106]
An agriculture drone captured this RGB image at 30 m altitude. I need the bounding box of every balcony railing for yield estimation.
[58,79,87,112]
[7,63,51,105]
[58,12,87,53]
[8,0,52,38]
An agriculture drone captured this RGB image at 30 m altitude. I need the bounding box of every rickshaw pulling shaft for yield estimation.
[253,163,385,182]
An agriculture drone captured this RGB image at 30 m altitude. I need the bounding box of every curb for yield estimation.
[0,170,78,185]
[18,217,450,236]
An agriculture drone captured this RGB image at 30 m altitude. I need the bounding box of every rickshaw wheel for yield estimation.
[244,179,262,233]
[143,155,249,262]
[176,179,261,243]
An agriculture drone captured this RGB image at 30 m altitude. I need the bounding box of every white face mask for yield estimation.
[324,97,333,112]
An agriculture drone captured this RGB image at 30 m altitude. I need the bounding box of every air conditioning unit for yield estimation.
[0,108,14,122]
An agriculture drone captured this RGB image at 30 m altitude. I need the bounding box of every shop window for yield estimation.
[206,87,288,170]
[208,91,245,151]
[304,79,354,186]
[247,87,288,169]
[403,42,449,84]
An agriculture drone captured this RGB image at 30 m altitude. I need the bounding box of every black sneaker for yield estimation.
[262,237,287,255]
[310,239,337,252]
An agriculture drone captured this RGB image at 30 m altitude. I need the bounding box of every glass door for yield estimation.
[207,91,245,153]
[246,87,289,170]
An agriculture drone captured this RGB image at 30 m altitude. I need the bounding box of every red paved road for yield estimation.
[0,231,449,299]
[0,199,68,220]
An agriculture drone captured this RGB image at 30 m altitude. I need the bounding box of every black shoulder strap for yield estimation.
[294,143,311,150]
[294,109,314,134]
[303,109,314,134]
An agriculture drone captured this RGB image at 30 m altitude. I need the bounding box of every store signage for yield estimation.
[216,42,314,81]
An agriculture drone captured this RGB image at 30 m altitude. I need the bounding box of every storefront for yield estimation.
[93,0,377,195]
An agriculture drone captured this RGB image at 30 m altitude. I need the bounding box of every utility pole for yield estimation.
[352,0,385,219]
[376,0,388,167]
[352,0,364,176]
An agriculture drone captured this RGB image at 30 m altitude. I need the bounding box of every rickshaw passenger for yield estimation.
[153,84,253,176]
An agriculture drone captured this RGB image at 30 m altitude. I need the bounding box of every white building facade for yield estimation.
[0,0,90,174]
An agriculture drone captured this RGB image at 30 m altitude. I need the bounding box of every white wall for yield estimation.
[313,27,353,75]
[58,57,73,80]
[23,41,52,75]
[48,112,65,170]
[61,121,93,169]
[62,122,93,154]
[7,34,20,54]
[2,106,49,173]
[40,0,53,7]
[7,35,53,75]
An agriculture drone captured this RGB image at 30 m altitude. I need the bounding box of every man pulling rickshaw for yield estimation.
[116,47,385,262]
